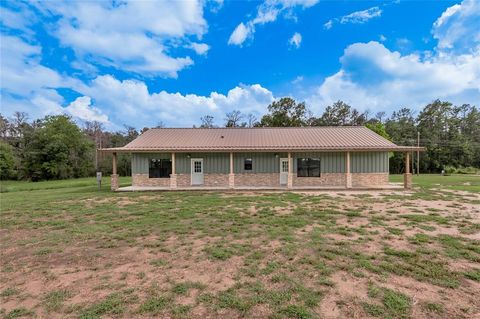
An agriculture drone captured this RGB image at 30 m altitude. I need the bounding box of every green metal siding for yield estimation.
[132,153,170,174]
[176,153,229,174]
[351,152,389,173]
[131,151,389,175]
[234,153,287,173]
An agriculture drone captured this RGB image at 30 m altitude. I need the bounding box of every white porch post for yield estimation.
[346,151,352,189]
[111,152,119,191]
[287,152,293,189]
[170,152,177,188]
[229,152,235,189]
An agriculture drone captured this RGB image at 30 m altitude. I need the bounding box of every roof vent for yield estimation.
[220,135,224,138]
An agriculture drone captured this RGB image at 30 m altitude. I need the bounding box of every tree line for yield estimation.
[1,98,478,180]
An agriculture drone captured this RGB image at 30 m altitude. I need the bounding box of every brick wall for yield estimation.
[177,174,190,187]
[132,174,170,187]
[292,173,345,187]
[352,173,389,187]
[132,172,390,188]
[235,173,280,187]
[204,174,229,187]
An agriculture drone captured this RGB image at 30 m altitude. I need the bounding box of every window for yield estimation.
[244,158,253,170]
[297,158,320,177]
[193,160,202,173]
[149,159,172,178]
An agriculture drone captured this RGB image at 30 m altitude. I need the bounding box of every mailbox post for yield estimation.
[96,172,102,190]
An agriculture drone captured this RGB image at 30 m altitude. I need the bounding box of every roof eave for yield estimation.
[98,146,426,153]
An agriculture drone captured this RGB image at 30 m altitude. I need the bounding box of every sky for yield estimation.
[1,0,479,130]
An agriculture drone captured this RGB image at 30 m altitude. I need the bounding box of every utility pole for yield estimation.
[417,131,420,175]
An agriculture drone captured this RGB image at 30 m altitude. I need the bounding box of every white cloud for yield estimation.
[323,20,333,30]
[340,6,382,24]
[308,41,480,113]
[379,34,387,42]
[66,96,109,123]
[228,0,318,46]
[228,23,251,46]
[325,6,382,30]
[289,32,302,49]
[32,0,208,77]
[292,76,304,84]
[432,0,480,54]
[189,42,210,55]
[75,75,275,127]
[307,0,480,113]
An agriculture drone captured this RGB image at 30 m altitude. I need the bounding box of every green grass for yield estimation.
[389,174,480,193]
[1,175,478,318]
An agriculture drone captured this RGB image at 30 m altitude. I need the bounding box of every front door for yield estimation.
[191,158,204,185]
[280,158,289,185]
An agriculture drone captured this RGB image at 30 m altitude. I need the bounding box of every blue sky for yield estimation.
[1,0,479,129]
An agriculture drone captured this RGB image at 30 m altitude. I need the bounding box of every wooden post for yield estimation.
[111,152,119,191]
[287,152,293,189]
[417,132,420,176]
[404,152,412,189]
[170,152,177,188]
[346,151,352,188]
[112,152,117,175]
[229,152,234,189]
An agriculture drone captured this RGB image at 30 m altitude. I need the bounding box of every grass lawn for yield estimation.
[0,175,479,318]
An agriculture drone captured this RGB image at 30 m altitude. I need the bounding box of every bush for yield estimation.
[443,166,478,175]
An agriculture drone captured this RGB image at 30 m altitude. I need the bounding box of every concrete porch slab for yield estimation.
[116,183,404,192]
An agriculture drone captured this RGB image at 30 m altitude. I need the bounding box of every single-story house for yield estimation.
[100,127,423,191]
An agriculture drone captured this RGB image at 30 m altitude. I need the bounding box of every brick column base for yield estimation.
[346,173,352,189]
[228,174,235,189]
[287,173,294,189]
[170,174,177,188]
[111,174,119,191]
[404,173,412,189]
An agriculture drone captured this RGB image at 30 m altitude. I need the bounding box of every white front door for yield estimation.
[280,158,289,185]
[191,158,204,185]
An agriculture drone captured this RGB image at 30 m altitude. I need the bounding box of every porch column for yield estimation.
[170,152,177,188]
[404,152,412,189]
[111,152,119,191]
[287,152,293,189]
[229,152,235,189]
[345,151,352,189]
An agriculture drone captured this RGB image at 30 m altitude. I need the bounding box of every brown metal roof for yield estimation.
[100,127,424,152]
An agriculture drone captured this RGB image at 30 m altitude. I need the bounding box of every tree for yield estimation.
[199,115,215,128]
[365,122,390,140]
[0,114,9,139]
[21,115,94,181]
[246,113,258,127]
[0,142,16,179]
[258,97,309,127]
[313,100,367,126]
[225,110,246,127]
[385,108,417,173]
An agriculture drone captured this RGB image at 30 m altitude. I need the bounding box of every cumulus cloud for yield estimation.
[77,75,275,127]
[66,97,109,123]
[324,6,382,30]
[289,32,302,49]
[309,0,480,113]
[228,0,318,46]
[308,41,480,113]
[432,0,480,54]
[31,0,208,77]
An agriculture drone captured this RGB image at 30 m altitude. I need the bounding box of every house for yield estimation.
[100,127,423,191]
